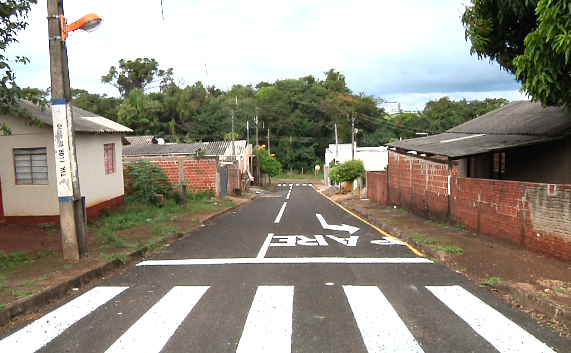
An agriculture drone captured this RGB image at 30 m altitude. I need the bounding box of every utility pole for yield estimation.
[47,0,87,260]
[231,110,236,161]
[351,111,355,160]
[334,122,339,162]
[246,120,250,147]
[255,108,261,186]
[267,128,270,155]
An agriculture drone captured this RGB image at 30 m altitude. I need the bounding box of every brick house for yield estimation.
[0,101,132,224]
[122,140,251,197]
[367,101,571,261]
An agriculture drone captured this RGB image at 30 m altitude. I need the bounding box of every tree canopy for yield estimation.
[101,58,172,98]
[0,0,40,134]
[462,0,571,110]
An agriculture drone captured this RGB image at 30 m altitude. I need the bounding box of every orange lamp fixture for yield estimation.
[60,13,102,41]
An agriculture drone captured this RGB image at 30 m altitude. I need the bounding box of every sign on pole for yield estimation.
[52,100,73,201]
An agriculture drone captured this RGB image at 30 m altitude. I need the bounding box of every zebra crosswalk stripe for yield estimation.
[105,286,209,353]
[426,285,556,353]
[343,285,424,353]
[236,286,294,353]
[0,286,127,353]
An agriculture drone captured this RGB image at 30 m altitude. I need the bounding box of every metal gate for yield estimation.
[218,166,227,199]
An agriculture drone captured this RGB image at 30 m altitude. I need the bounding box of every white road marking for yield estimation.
[316,213,360,234]
[137,257,433,266]
[326,235,359,247]
[371,238,405,246]
[257,233,274,258]
[426,285,556,353]
[236,286,294,353]
[105,286,209,353]
[0,286,128,353]
[343,286,424,353]
[275,202,288,223]
[286,191,291,200]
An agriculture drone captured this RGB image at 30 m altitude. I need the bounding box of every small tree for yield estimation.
[329,159,365,184]
[123,160,173,204]
[259,148,281,184]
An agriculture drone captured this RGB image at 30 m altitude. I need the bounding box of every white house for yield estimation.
[0,101,132,223]
[324,143,388,185]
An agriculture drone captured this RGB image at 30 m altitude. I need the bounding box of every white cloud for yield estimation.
[5,0,522,109]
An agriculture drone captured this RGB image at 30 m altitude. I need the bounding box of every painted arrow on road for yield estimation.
[316,214,360,234]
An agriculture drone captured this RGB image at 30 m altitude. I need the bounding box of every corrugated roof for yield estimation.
[387,101,571,159]
[203,140,247,157]
[122,143,204,156]
[17,100,132,133]
[448,100,571,136]
[125,135,158,146]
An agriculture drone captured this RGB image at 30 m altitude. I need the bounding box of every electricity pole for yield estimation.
[351,111,355,160]
[334,122,339,162]
[267,128,270,155]
[231,110,236,161]
[255,108,261,186]
[47,0,87,260]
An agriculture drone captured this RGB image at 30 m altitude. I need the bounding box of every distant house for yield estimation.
[0,101,132,223]
[388,100,571,184]
[324,143,388,186]
[124,135,159,146]
[367,100,571,262]
[122,140,252,197]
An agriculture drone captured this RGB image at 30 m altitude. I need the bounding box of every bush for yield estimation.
[124,160,173,204]
[329,159,365,184]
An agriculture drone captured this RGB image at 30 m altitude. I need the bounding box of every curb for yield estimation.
[339,200,570,328]
[0,194,258,328]
[492,282,571,328]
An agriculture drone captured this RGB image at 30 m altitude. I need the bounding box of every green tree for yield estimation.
[118,89,163,135]
[259,148,281,182]
[101,58,171,98]
[462,0,571,110]
[0,0,41,134]
[72,90,122,121]
[514,0,571,109]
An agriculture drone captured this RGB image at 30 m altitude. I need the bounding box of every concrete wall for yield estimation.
[0,114,126,220]
[368,151,571,261]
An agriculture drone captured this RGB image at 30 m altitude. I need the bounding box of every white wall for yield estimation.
[325,144,388,171]
[0,114,125,216]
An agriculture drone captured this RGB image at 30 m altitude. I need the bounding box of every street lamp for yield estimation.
[60,13,103,41]
[47,1,102,260]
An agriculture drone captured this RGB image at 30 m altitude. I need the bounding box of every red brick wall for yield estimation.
[367,171,387,205]
[123,156,218,193]
[228,162,241,196]
[368,151,571,261]
[388,152,452,221]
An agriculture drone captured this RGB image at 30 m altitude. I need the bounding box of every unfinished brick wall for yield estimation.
[368,151,571,261]
[123,156,218,193]
[228,162,241,196]
[367,171,387,205]
[388,152,452,221]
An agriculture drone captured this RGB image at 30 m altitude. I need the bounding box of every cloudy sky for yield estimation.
[7,0,526,111]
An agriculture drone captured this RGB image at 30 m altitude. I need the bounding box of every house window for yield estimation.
[104,143,115,175]
[13,148,49,185]
[493,152,505,179]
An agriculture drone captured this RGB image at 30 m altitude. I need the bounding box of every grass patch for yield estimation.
[0,275,5,290]
[150,225,180,235]
[12,289,38,298]
[20,280,37,286]
[480,276,501,287]
[38,222,58,235]
[63,264,73,270]
[410,232,436,245]
[0,304,5,309]
[0,251,31,270]
[434,245,463,255]
[454,223,465,231]
[100,252,128,264]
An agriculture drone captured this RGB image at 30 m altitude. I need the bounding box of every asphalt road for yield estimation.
[1,184,569,352]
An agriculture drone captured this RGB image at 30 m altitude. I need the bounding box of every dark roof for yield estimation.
[122,143,204,156]
[387,101,571,159]
[125,135,158,146]
[18,100,132,133]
